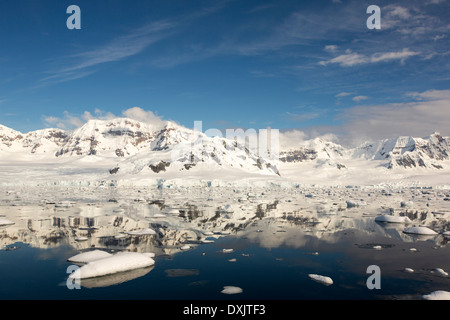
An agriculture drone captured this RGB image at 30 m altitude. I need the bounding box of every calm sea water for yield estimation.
[1,190,450,301]
[1,219,450,300]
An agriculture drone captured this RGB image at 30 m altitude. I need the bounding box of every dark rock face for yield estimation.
[109,167,120,174]
[149,161,171,173]
[279,149,318,163]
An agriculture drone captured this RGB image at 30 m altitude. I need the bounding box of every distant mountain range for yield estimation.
[280,132,450,170]
[0,119,449,182]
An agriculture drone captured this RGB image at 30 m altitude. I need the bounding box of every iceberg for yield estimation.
[68,249,112,263]
[308,274,333,286]
[0,218,14,226]
[125,228,156,236]
[435,268,448,276]
[403,226,437,235]
[423,291,450,300]
[375,215,410,223]
[221,286,243,294]
[69,252,155,279]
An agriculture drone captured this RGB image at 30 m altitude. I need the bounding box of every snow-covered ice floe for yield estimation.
[422,290,450,300]
[0,218,15,226]
[221,286,243,294]
[68,249,112,263]
[69,252,155,279]
[374,215,411,223]
[434,268,448,276]
[402,226,438,236]
[308,274,333,286]
[125,228,156,236]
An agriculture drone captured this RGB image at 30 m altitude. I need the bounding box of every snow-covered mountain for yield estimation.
[279,137,350,170]
[0,118,279,177]
[1,119,449,187]
[353,132,450,169]
[278,132,450,170]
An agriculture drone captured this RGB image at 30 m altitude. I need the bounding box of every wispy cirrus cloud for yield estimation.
[39,1,231,85]
[352,95,369,102]
[319,48,420,67]
[40,20,177,86]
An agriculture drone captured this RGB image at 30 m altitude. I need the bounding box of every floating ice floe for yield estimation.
[68,249,113,263]
[69,252,155,279]
[375,215,411,223]
[125,228,156,236]
[308,274,333,286]
[0,218,15,226]
[422,290,450,300]
[221,286,243,294]
[434,268,448,276]
[346,200,366,208]
[403,226,437,236]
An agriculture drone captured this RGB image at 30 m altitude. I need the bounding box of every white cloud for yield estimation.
[279,130,308,150]
[335,92,353,98]
[42,21,177,85]
[122,107,167,128]
[319,49,420,67]
[337,89,450,145]
[319,52,368,67]
[352,96,369,102]
[43,107,166,130]
[44,111,84,129]
[324,45,338,53]
[407,89,450,101]
[370,48,420,64]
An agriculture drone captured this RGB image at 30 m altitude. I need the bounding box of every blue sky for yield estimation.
[0,0,449,145]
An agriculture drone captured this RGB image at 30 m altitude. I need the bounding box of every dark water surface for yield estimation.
[1,188,450,301]
[1,225,450,300]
